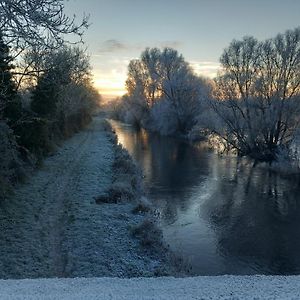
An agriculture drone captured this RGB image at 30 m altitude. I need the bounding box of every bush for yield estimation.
[130,219,163,247]
[58,109,92,138]
[3,98,23,125]
[0,122,24,199]
[14,117,54,157]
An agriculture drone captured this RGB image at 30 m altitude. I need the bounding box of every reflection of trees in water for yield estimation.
[146,135,210,225]
[203,159,300,274]
[113,121,300,274]
[148,136,200,188]
[117,126,211,225]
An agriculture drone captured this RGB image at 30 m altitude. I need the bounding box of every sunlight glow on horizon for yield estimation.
[93,61,220,100]
[63,0,300,101]
[93,75,126,97]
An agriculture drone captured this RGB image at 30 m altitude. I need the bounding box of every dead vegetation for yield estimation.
[129,219,162,247]
[96,122,142,205]
[132,202,151,214]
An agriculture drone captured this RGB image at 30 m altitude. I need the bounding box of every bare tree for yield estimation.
[212,28,300,161]
[123,47,210,133]
[0,0,89,59]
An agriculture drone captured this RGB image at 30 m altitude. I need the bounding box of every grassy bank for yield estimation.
[0,116,184,279]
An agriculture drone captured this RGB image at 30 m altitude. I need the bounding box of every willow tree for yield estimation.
[212,28,300,161]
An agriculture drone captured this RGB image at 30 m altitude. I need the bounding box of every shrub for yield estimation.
[0,122,24,199]
[14,117,54,157]
[130,219,163,247]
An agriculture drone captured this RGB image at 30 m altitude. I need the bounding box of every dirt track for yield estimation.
[0,117,109,278]
[0,116,173,279]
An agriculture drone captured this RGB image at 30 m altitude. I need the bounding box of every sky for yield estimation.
[64,0,300,100]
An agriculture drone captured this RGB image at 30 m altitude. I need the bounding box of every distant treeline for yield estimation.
[111,27,300,167]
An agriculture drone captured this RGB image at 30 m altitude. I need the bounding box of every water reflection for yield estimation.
[204,161,300,274]
[110,120,300,275]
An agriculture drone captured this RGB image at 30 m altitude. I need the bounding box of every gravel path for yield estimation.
[0,116,169,279]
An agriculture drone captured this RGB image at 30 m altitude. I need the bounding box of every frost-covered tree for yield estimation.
[123,47,210,134]
[212,28,300,161]
[0,0,89,89]
[31,46,97,119]
[0,0,89,53]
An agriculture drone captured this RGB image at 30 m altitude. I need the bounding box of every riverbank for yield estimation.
[0,116,180,279]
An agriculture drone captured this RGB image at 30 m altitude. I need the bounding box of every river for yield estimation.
[110,120,300,275]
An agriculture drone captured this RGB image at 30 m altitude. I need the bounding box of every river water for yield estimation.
[110,120,300,275]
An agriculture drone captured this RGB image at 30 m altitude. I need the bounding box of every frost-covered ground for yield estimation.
[2,116,296,299]
[0,275,299,299]
[0,116,174,279]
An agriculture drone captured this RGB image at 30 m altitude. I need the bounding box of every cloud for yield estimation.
[99,39,128,53]
[158,40,182,48]
[98,39,183,54]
